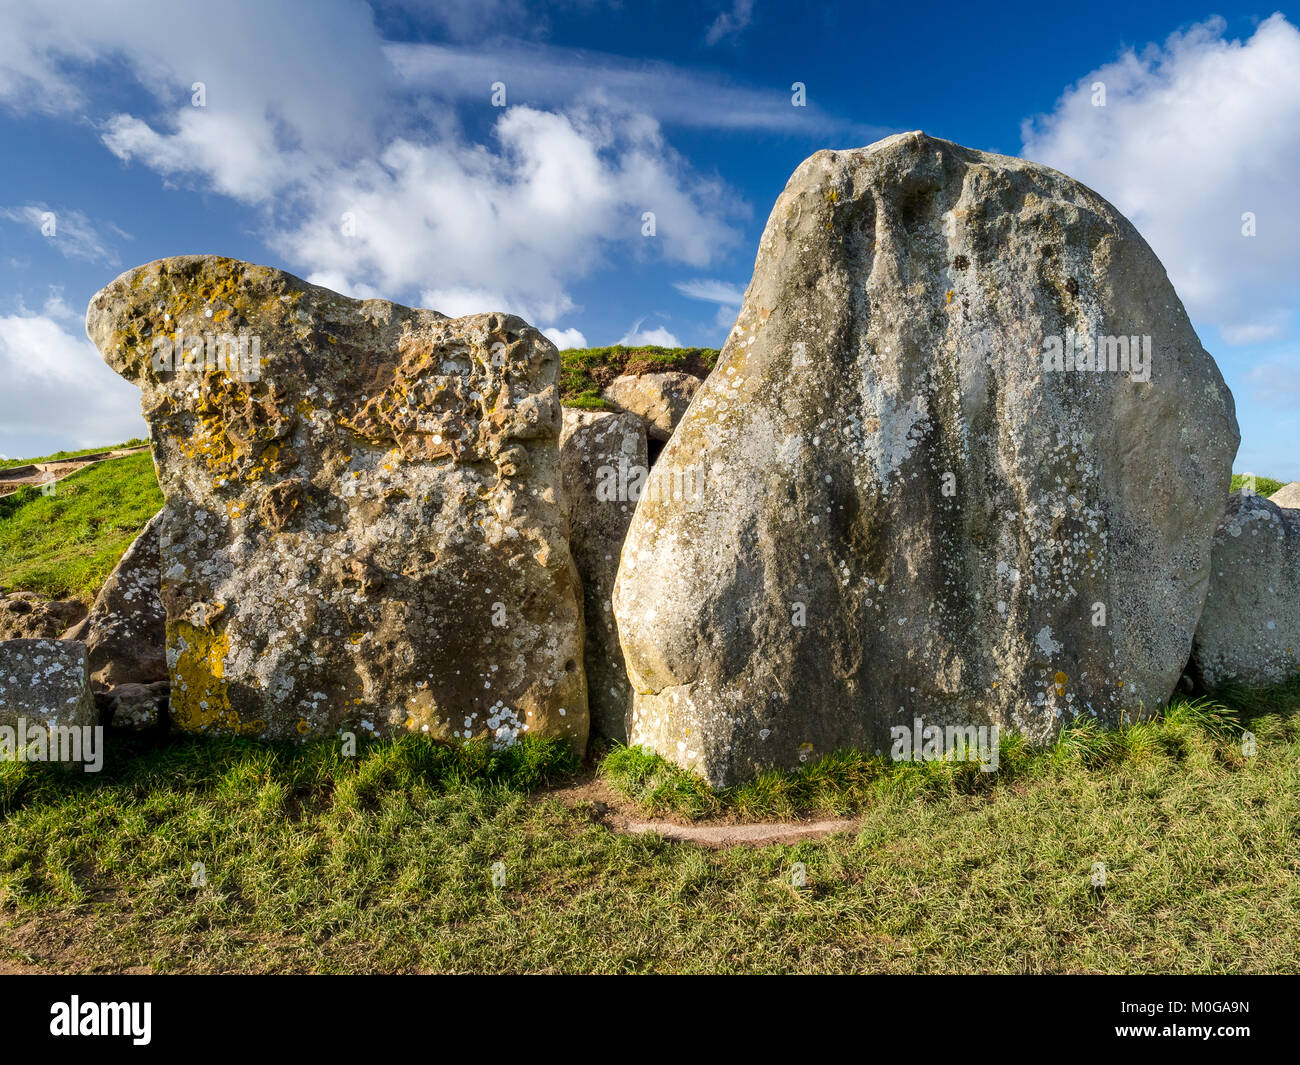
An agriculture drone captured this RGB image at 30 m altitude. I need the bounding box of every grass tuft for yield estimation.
[600,687,1289,822]
[1230,472,1285,497]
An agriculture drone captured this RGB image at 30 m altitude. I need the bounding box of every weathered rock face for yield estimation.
[602,372,701,442]
[87,256,587,751]
[0,639,96,732]
[1191,493,1300,688]
[560,409,647,741]
[63,511,167,687]
[0,593,86,641]
[1268,482,1300,509]
[614,131,1239,786]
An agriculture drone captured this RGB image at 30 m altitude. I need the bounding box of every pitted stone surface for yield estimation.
[0,593,85,641]
[602,372,702,442]
[88,256,587,750]
[614,132,1239,786]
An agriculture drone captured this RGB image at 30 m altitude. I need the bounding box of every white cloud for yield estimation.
[1245,354,1300,405]
[384,37,862,136]
[274,105,739,321]
[0,2,753,324]
[0,311,146,452]
[619,319,681,347]
[673,278,745,305]
[542,326,587,350]
[0,204,127,265]
[1021,14,1300,346]
[706,0,755,46]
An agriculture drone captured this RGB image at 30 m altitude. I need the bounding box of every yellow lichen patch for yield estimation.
[1054,670,1068,696]
[167,619,262,735]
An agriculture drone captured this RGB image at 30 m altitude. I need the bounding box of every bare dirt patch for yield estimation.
[538,764,860,848]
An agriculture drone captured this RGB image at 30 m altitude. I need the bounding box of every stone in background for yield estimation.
[602,372,701,443]
[1191,492,1300,688]
[560,409,647,742]
[63,510,167,687]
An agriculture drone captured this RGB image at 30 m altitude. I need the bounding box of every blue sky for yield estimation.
[0,0,1296,479]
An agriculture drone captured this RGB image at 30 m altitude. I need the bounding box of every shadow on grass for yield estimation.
[4,676,1296,827]
[0,733,579,820]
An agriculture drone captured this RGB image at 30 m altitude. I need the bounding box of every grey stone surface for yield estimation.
[1191,492,1300,688]
[100,681,170,730]
[0,639,96,731]
[560,408,647,741]
[602,372,701,442]
[614,131,1239,786]
[1268,481,1300,509]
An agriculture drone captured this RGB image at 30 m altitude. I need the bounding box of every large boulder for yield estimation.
[0,639,96,733]
[613,132,1239,786]
[63,511,167,687]
[602,372,701,442]
[1268,482,1300,509]
[560,409,647,741]
[1190,492,1300,688]
[87,256,587,751]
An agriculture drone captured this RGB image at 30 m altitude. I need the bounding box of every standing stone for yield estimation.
[614,131,1239,787]
[87,256,587,752]
[602,372,701,442]
[1268,482,1300,509]
[1190,492,1300,688]
[560,409,647,741]
[63,511,167,687]
[0,639,96,732]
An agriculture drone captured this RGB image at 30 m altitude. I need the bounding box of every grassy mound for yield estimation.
[0,450,163,602]
[559,345,718,409]
[0,438,147,472]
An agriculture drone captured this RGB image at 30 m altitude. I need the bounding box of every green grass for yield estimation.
[1,683,1297,973]
[599,695,1249,820]
[0,439,148,471]
[1231,472,1285,496]
[0,450,163,601]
